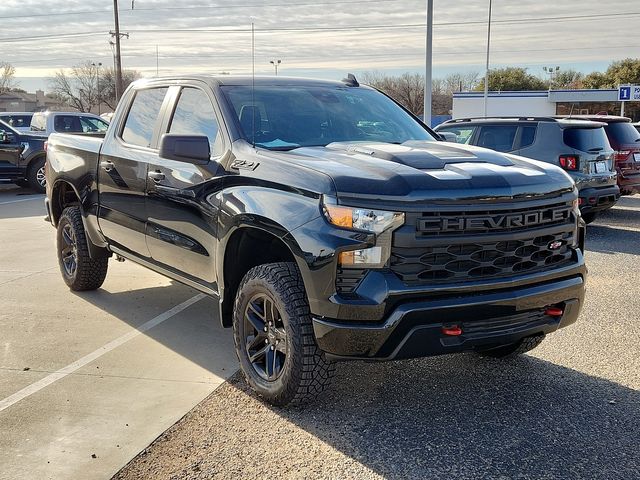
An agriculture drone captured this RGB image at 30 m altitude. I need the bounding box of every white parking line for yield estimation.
[0,293,207,413]
[0,195,44,205]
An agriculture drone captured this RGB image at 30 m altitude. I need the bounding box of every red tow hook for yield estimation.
[442,325,463,336]
[545,307,564,317]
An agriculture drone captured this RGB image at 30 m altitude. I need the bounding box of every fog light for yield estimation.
[544,307,564,317]
[442,325,463,336]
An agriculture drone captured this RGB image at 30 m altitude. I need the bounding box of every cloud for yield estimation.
[1,0,636,87]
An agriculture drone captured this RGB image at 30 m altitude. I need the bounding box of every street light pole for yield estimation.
[270,59,281,76]
[92,62,102,114]
[423,0,433,126]
[483,0,492,117]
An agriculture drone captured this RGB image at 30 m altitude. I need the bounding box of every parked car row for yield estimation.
[435,114,640,223]
[0,111,109,192]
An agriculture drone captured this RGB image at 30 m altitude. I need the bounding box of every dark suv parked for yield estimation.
[0,120,47,192]
[435,117,619,223]
[557,115,640,195]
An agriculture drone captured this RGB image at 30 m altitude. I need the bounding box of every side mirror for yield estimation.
[159,134,210,164]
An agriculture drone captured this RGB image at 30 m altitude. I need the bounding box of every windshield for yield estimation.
[221,85,435,150]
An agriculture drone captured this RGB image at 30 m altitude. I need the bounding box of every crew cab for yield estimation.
[0,120,47,192]
[45,76,587,406]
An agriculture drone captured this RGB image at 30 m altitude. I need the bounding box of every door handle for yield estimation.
[100,160,114,172]
[148,170,165,182]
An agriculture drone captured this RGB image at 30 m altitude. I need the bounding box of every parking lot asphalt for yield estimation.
[1,185,639,480]
[0,186,238,480]
[114,196,640,479]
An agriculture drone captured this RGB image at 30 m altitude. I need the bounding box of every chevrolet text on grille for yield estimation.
[418,207,573,232]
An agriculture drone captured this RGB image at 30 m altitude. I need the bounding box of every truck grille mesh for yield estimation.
[390,231,574,284]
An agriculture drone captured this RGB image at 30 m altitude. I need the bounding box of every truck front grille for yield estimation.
[390,198,577,285]
[391,231,574,284]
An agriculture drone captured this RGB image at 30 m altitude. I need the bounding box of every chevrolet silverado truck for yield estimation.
[45,75,587,406]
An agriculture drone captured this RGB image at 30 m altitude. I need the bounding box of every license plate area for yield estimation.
[594,161,608,174]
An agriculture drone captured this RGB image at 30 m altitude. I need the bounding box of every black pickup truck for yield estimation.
[0,120,47,192]
[45,75,587,406]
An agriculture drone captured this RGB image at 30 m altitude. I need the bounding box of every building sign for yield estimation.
[618,85,640,101]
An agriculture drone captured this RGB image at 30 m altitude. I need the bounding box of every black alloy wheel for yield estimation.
[60,222,79,278]
[243,293,288,381]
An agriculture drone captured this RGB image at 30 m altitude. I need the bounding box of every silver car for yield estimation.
[435,116,619,223]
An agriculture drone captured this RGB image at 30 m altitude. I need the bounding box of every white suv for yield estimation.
[30,111,109,136]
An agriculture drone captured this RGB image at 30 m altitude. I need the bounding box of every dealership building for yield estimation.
[452,89,640,121]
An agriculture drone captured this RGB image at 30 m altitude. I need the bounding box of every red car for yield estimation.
[565,116,640,195]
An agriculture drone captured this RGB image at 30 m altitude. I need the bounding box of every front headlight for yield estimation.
[323,200,404,268]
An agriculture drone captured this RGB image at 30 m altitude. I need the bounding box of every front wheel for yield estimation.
[233,262,335,406]
[57,206,108,291]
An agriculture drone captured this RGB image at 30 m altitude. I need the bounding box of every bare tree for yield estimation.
[49,62,100,112]
[0,62,18,95]
[98,67,141,111]
[49,61,141,113]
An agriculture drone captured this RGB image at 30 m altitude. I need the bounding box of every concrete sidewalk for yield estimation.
[0,188,238,479]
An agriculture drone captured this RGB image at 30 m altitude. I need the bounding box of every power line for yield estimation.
[9,43,638,68]
[1,0,396,20]
[3,11,640,43]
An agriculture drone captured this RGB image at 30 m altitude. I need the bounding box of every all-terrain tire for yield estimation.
[233,262,335,406]
[57,206,108,291]
[27,156,46,193]
[476,334,545,358]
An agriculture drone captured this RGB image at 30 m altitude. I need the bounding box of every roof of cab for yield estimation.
[133,74,365,89]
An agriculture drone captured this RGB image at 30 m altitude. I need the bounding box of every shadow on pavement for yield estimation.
[585,225,640,255]
[238,354,640,479]
[70,281,232,378]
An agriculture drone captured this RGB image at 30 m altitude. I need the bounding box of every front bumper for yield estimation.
[578,184,620,213]
[313,271,585,361]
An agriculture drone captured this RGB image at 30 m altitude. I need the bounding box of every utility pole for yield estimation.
[423,0,433,126]
[483,0,492,117]
[270,59,281,75]
[112,0,123,101]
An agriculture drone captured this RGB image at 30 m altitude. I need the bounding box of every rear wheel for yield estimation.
[581,212,597,224]
[476,334,545,358]
[27,156,46,193]
[56,206,108,291]
[233,262,335,406]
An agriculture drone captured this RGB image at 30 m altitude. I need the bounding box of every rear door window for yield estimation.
[605,122,640,145]
[54,115,83,133]
[122,87,169,148]
[563,127,610,152]
[476,125,518,152]
[519,125,537,148]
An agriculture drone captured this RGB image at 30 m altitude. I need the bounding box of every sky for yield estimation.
[1,0,638,93]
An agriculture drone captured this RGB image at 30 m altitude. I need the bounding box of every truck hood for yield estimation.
[267,141,575,205]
